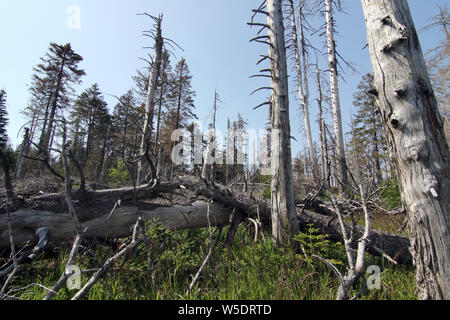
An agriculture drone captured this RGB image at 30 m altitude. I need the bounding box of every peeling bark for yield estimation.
[362,0,450,300]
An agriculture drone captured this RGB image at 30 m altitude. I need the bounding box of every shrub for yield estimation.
[294,224,346,266]
[108,159,130,186]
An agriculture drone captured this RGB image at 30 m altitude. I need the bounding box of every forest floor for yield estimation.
[1,214,415,300]
[0,176,415,300]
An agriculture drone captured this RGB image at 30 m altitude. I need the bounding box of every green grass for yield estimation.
[2,221,416,300]
[344,210,407,236]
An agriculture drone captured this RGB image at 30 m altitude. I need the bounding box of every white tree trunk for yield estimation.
[361,0,450,300]
[137,14,164,184]
[0,202,232,248]
[288,0,316,182]
[202,91,219,180]
[325,0,348,189]
[316,63,329,180]
[267,0,299,246]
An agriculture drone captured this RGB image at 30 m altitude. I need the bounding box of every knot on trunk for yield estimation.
[401,137,429,162]
[393,79,411,98]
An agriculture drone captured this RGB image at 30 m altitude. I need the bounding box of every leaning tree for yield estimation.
[361,0,450,300]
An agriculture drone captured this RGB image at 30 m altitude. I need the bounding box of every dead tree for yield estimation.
[325,0,348,190]
[266,0,299,246]
[225,118,231,185]
[155,51,170,178]
[315,183,372,300]
[202,90,221,181]
[288,0,316,183]
[15,128,31,180]
[315,62,330,181]
[361,0,450,300]
[137,13,164,185]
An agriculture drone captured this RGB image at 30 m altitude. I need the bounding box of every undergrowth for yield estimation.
[3,220,416,300]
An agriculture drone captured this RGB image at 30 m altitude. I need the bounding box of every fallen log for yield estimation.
[0,178,412,264]
[0,203,411,264]
[298,210,412,264]
[28,181,183,203]
[0,201,232,248]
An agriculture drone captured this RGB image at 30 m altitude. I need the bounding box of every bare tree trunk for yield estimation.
[38,90,53,154]
[169,64,186,181]
[42,54,67,155]
[267,0,299,246]
[202,90,219,181]
[98,129,109,184]
[155,55,167,178]
[211,92,218,182]
[28,105,39,144]
[1,180,413,265]
[82,114,95,168]
[325,0,348,190]
[0,202,232,248]
[316,63,329,181]
[361,0,450,300]
[137,14,164,184]
[288,0,316,185]
[15,128,31,180]
[225,118,231,185]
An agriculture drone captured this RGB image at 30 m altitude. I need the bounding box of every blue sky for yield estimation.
[0,0,447,157]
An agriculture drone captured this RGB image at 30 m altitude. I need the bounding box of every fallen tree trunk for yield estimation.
[0,203,411,264]
[298,210,411,264]
[0,178,412,264]
[27,182,183,205]
[0,201,232,248]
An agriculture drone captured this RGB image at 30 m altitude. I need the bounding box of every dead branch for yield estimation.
[71,217,144,300]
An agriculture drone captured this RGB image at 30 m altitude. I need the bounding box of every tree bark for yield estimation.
[288,0,316,183]
[155,54,168,177]
[316,63,329,181]
[0,196,412,265]
[0,202,232,248]
[15,128,31,180]
[0,174,413,267]
[267,0,299,246]
[137,14,164,184]
[42,53,66,154]
[325,0,348,190]
[361,0,450,299]
[202,91,219,181]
